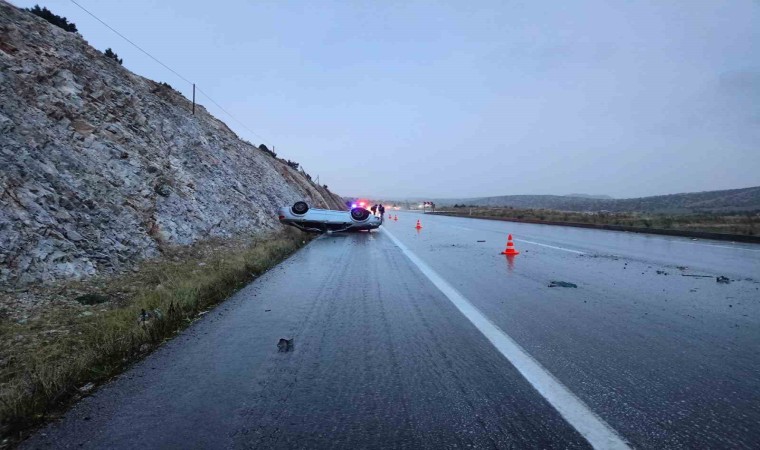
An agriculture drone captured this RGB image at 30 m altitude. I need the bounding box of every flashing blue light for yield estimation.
[351,203,357,208]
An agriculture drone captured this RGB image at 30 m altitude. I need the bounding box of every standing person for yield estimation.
[378,204,385,220]
[370,204,377,216]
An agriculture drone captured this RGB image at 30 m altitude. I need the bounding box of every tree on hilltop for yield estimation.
[104,48,123,65]
[26,5,78,32]
[258,144,277,158]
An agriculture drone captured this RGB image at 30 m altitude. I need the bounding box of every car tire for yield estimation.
[291,201,309,215]
[350,207,370,222]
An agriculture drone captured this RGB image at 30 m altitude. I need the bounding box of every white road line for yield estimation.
[515,239,586,255]
[659,240,760,252]
[382,227,630,450]
[450,225,585,254]
[448,220,760,253]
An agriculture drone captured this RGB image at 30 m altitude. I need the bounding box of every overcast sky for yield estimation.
[15,0,760,199]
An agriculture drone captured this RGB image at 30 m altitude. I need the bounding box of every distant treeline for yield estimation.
[441,186,760,214]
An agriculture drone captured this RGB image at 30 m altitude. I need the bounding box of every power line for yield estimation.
[69,0,192,85]
[195,87,271,145]
[68,0,272,147]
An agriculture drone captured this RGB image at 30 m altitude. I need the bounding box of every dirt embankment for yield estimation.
[0,0,342,287]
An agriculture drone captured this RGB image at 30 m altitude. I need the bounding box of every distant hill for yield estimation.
[437,186,760,213]
[565,193,614,200]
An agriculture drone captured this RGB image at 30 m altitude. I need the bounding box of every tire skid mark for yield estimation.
[233,238,353,446]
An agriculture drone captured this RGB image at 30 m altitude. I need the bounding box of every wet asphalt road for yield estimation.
[24,212,760,449]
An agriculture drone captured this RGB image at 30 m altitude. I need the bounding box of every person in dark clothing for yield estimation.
[378,204,385,220]
[370,204,378,216]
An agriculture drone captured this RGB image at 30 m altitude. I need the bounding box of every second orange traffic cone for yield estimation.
[501,234,519,255]
[394,215,398,221]
[415,219,422,229]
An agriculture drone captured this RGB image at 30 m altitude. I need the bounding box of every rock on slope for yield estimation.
[0,1,343,285]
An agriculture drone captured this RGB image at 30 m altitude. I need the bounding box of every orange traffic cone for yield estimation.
[415,219,422,229]
[394,215,398,221]
[501,234,520,255]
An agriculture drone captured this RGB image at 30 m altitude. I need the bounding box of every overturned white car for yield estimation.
[278,201,382,233]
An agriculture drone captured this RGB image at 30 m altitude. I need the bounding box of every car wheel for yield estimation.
[350,207,370,222]
[291,201,309,215]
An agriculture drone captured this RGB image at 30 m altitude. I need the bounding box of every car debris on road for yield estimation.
[277,338,294,352]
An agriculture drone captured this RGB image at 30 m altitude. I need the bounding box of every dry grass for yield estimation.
[0,228,309,443]
[440,207,759,236]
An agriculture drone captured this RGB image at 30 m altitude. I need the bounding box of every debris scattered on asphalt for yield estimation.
[716,276,731,284]
[656,270,669,275]
[477,240,486,242]
[682,274,712,278]
[265,309,271,312]
[548,281,578,288]
[677,266,688,271]
[277,338,294,352]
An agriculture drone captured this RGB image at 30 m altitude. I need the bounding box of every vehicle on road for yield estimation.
[278,201,382,233]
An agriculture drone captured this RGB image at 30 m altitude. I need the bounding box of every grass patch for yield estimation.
[0,228,310,444]
[441,207,760,236]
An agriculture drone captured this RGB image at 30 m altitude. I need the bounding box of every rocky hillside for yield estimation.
[437,186,760,213]
[0,1,343,285]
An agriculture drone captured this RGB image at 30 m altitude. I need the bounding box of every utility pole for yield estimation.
[192,83,196,115]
